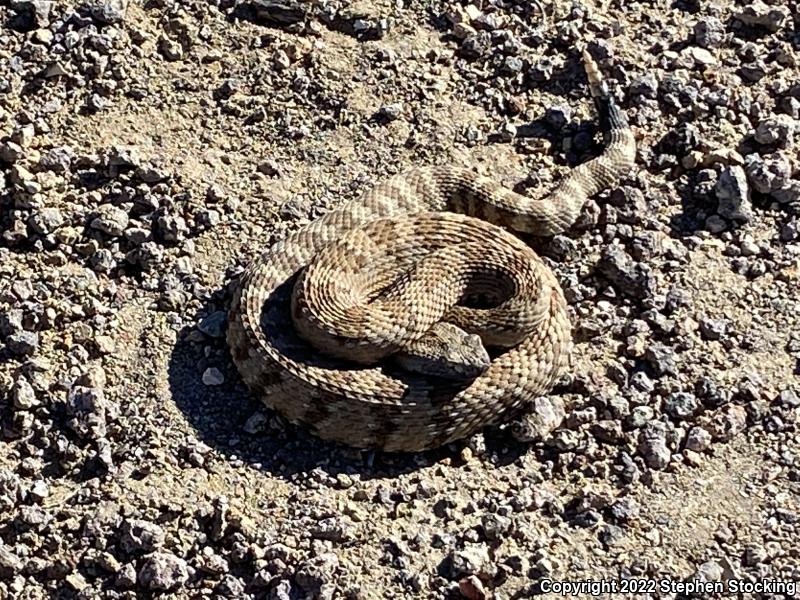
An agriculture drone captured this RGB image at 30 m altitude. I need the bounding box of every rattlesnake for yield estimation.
[227,50,636,452]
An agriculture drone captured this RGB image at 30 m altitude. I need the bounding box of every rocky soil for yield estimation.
[1,0,799,598]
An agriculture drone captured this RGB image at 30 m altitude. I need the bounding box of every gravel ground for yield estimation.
[1,0,799,598]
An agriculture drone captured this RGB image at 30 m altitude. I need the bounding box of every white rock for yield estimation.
[202,367,224,386]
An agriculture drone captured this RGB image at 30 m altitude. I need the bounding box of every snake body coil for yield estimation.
[227,52,636,451]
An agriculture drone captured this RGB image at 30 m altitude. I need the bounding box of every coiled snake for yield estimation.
[227,50,636,452]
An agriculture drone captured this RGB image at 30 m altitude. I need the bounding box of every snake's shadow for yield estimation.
[167,281,531,481]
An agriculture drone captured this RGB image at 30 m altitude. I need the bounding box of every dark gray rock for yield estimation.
[591,420,624,445]
[694,17,725,48]
[91,205,130,237]
[664,392,700,420]
[0,546,23,578]
[115,563,137,588]
[743,544,768,566]
[66,386,108,440]
[6,331,39,356]
[330,8,389,40]
[777,388,800,408]
[448,545,493,579]
[779,96,800,119]
[599,524,625,547]
[780,221,798,242]
[754,115,795,146]
[545,105,572,129]
[91,0,127,24]
[0,141,24,163]
[630,74,658,100]
[126,242,165,271]
[510,397,565,442]
[735,1,789,32]
[28,208,65,235]
[685,426,712,452]
[120,519,166,554]
[39,146,75,172]
[461,33,491,59]
[699,317,727,340]
[774,181,800,205]
[250,0,307,26]
[481,513,512,541]
[198,311,227,338]
[745,153,791,194]
[0,309,23,337]
[12,376,39,409]
[9,0,51,28]
[715,166,753,223]
[138,552,189,591]
[638,435,671,470]
[378,102,402,121]
[645,344,678,377]
[625,406,655,429]
[597,246,657,299]
[155,215,188,242]
[609,497,640,523]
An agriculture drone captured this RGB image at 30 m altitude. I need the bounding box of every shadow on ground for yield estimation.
[167,283,532,482]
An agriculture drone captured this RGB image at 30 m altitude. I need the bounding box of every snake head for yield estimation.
[394,322,491,381]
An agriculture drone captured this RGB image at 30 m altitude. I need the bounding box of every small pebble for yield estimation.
[202,367,225,386]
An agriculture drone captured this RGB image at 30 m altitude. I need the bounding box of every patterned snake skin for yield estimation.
[227,51,636,452]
